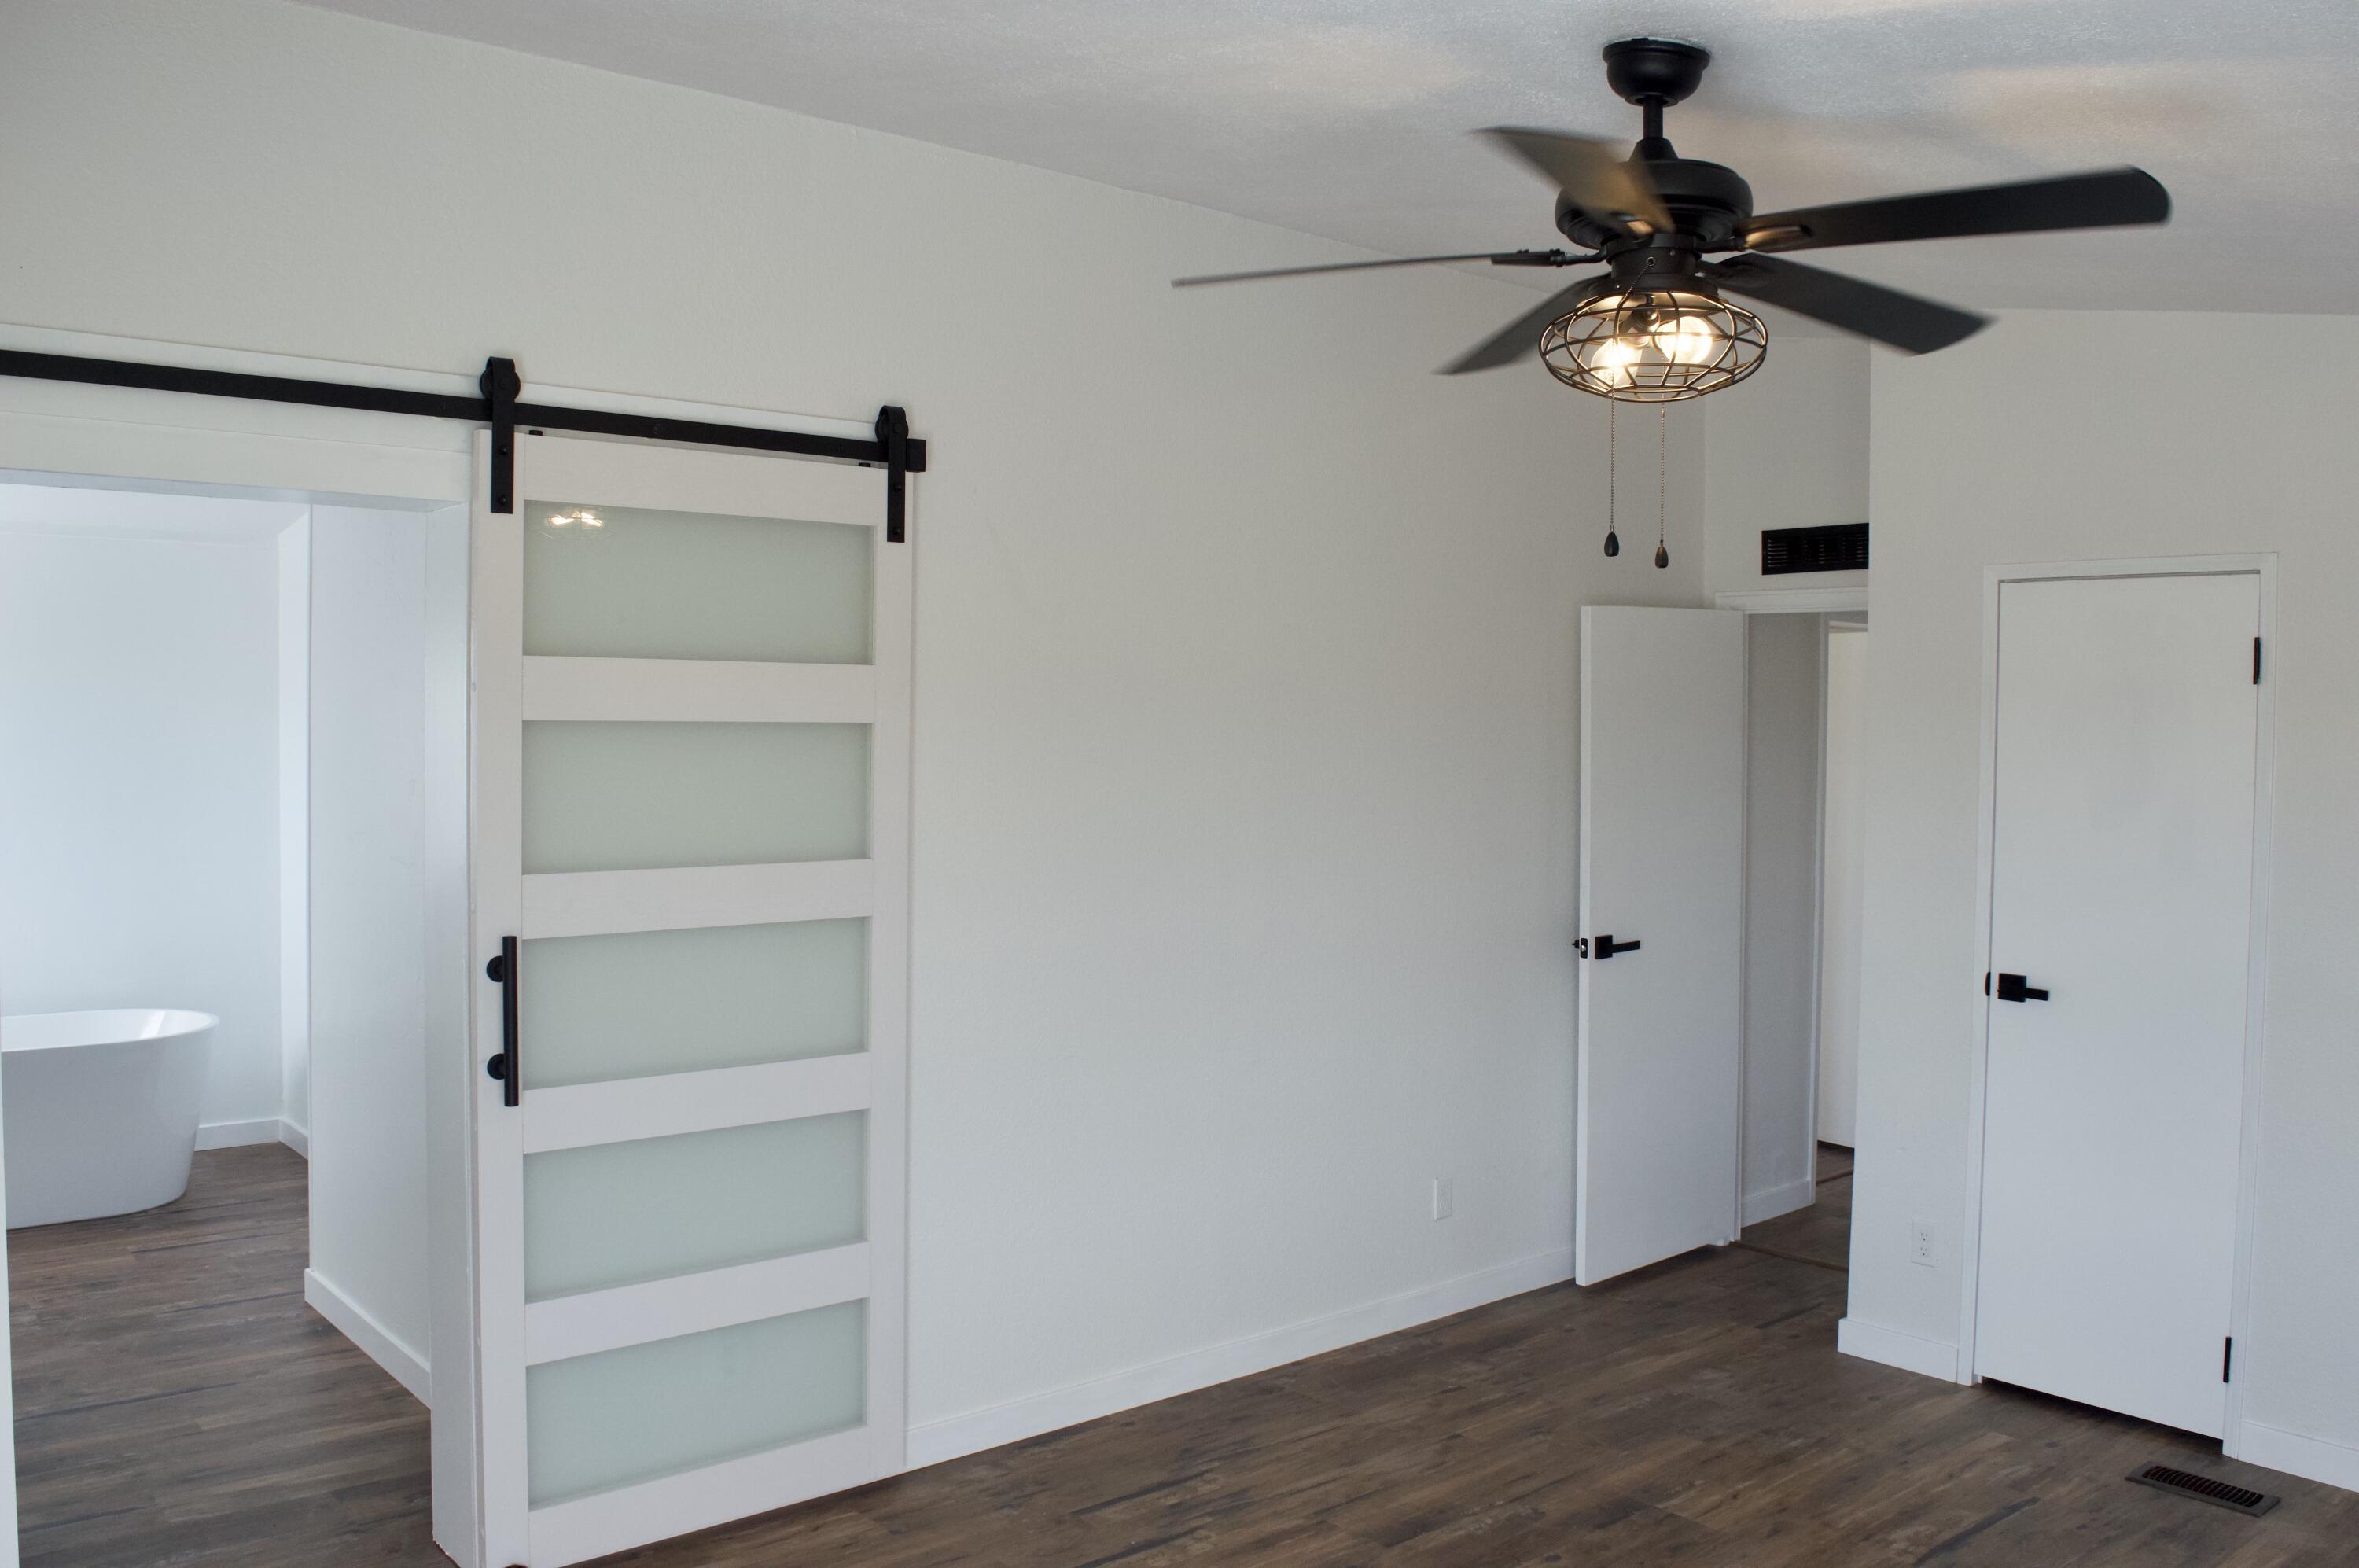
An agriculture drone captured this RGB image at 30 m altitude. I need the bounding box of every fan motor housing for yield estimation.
[1556,156,1754,250]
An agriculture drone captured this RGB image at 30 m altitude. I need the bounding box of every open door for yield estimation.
[466,432,910,1566]
[1575,606,1746,1286]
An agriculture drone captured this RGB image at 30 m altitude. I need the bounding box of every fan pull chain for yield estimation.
[1654,403,1669,569]
[1603,398,1621,558]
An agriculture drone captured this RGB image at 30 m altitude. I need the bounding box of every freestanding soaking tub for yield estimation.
[2,1009,216,1229]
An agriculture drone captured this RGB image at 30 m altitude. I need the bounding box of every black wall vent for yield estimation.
[2126,1463,2280,1517]
[1761,522,1868,576]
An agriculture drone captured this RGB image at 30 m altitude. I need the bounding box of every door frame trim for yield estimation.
[1955,553,2277,1460]
[1713,585,1868,615]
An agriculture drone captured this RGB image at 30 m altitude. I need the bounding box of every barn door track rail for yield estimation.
[0,349,927,541]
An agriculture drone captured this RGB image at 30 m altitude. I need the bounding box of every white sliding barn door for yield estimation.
[1575,607,1746,1285]
[1974,572,2257,1437]
[469,433,909,1566]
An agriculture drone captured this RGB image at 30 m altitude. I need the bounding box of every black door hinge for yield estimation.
[2253,637,2261,685]
[2223,1336,2233,1383]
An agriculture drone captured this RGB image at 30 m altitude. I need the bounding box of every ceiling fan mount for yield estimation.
[1601,36,1712,111]
[1172,33,2173,397]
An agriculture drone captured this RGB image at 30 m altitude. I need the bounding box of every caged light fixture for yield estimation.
[1539,287,1765,403]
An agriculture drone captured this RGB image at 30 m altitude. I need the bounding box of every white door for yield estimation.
[1576,607,1746,1286]
[469,433,911,1566]
[1974,572,2258,1437]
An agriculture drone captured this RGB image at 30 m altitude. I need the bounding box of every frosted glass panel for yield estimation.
[521,721,867,874]
[527,1301,865,1507]
[524,1113,867,1301]
[521,920,867,1090]
[524,501,871,664]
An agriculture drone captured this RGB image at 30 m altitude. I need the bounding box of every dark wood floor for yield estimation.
[9,1143,435,1566]
[15,1141,2359,1566]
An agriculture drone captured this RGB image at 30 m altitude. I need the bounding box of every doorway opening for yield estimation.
[1734,609,1864,1275]
[1,472,465,1564]
[1570,602,1861,1286]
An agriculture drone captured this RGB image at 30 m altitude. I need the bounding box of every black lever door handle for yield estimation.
[1994,971,2048,1003]
[1592,934,1642,959]
[485,935,520,1106]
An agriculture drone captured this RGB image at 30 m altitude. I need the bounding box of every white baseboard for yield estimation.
[1838,1316,1959,1382]
[305,1267,430,1408]
[1743,1176,1816,1228]
[194,1117,311,1155]
[2237,1419,2359,1495]
[906,1246,1573,1470]
[195,1117,284,1150]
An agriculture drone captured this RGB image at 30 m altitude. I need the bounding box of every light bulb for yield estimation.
[1587,336,1641,387]
[1653,317,1723,365]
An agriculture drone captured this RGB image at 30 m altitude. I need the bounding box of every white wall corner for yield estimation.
[2236,1421,2359,1496]
[1836,1316,1960,1383]
[906,1248,1573,1470]
[279,1118,311,1158]
[1743,1176,1816,1228]
[304,1267,431,1408]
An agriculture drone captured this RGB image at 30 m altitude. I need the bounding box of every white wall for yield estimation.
[1741,613,1823,1224]
[1816,626,1866,1148]
[0,513,285,1141]
[1849,311,2359,1489]
[0,0,1717,1451]
[303,503,439,1402]
[1702,337,1870,598]
[277,515,311,1147]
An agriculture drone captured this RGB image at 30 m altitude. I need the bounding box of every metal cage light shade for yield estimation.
[1540,288,1767,403]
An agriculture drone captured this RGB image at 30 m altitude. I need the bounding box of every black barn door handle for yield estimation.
[1994,972,2048,1003]
[485,935,520,1105]
[1592,934,1643,959]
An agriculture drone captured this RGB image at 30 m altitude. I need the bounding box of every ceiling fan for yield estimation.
[1173,37,2171,402]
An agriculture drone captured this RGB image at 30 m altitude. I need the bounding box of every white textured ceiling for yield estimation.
[300,0,2359,313]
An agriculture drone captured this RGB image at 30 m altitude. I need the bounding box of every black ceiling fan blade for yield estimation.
[1741,167,2169,253]
[1441,275,1613,375]
[1479,128,1671,239]
[1708,255,1987,354]
[1173,249,1578,288]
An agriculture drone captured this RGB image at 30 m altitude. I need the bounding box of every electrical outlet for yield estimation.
[1911,1220,1936,1267]
[1432,1176,1455,1221]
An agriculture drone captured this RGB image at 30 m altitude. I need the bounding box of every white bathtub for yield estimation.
[2,1008,216,1229]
